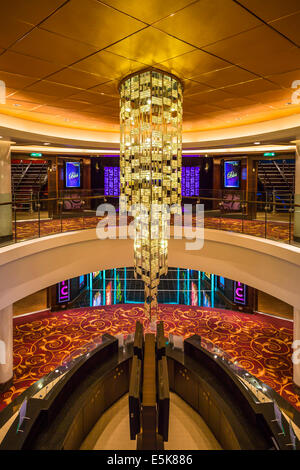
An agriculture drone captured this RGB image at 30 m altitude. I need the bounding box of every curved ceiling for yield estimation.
[0,0,300,145]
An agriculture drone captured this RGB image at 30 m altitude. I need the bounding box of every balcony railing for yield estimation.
[0,188,299,247]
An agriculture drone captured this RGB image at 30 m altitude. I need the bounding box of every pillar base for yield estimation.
[0,376,13,393]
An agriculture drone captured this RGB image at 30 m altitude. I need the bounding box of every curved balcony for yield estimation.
[1,227,300,311]
[1,190,298,248]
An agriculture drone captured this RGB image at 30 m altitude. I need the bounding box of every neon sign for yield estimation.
[93,291,102,306]
[116,271,122,303]
[58,279,70,303]
[106,282,112,305]
[65,162,81,188]
[191,281,198,306]
[234,281,247,305]
[224,161,240,188]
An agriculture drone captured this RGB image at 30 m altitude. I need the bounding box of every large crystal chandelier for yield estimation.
[119,68,183,320]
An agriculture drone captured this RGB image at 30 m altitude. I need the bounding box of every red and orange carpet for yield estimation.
[0,305,298,412]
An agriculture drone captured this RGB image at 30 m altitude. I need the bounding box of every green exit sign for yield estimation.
[264,152,276,157]
[30,152,43,157]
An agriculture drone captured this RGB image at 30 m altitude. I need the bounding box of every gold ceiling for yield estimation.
[0,0,300,134]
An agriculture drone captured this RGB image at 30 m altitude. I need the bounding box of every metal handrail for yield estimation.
[1,194,300,208]
[0,191,298,248]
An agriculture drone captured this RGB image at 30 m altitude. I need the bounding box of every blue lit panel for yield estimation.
[76,268,248,310]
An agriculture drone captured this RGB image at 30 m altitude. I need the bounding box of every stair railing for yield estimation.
[15,162,32,191]
[273,160,289,187]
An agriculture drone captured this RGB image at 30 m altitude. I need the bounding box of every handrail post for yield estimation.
[264,192,268,239]
[37,192,41,239]
[30,190,33,215]
[13,194,17,243]
[241,201,246,234]
[58,199,63,233]
[289,194,293,245]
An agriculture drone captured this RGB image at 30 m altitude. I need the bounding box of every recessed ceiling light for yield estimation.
[254,142,261,145]
[43,142,50,145]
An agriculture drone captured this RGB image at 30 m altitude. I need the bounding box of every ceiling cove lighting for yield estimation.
[11,146,120,155]
[119,68,183,320]
[10,145,295,155]
[181,145,295,154]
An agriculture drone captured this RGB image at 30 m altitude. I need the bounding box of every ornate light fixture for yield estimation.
[119,68,183,320]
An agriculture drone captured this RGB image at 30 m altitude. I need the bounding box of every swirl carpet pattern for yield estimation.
[0,305,298,412]
[13,216,292,243]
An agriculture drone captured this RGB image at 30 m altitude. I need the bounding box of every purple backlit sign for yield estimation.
[65,162,81,188]
[234,281,247,305]
[224,160,240,188]
[58,279,70,303]
[182,167,200,197]
[104,167,120,196]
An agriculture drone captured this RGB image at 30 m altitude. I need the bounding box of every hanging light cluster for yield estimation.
[119,68,183,319]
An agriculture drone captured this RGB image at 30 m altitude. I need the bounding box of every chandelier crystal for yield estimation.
[119,69,183,319]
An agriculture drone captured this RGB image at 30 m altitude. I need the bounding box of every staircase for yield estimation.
[11,159,49,212]
[257,159,295,212]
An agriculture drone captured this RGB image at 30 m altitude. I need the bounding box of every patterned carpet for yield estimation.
[13,216,105,241]
[204,217,291,242]
[13,215,292,243]
[0,305,298,412]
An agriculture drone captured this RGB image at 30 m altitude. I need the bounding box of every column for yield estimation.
[0,305,13,391]
[0,141,12,241]
[294,144,300,242]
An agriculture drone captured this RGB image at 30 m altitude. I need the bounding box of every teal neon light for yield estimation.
[211,274,215,308]
[103,270,106,305]
[198,271,201,306]
[177,268,180,304]
[124,267,127,303]
[89,273,93,307]
[114,268,116,304]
